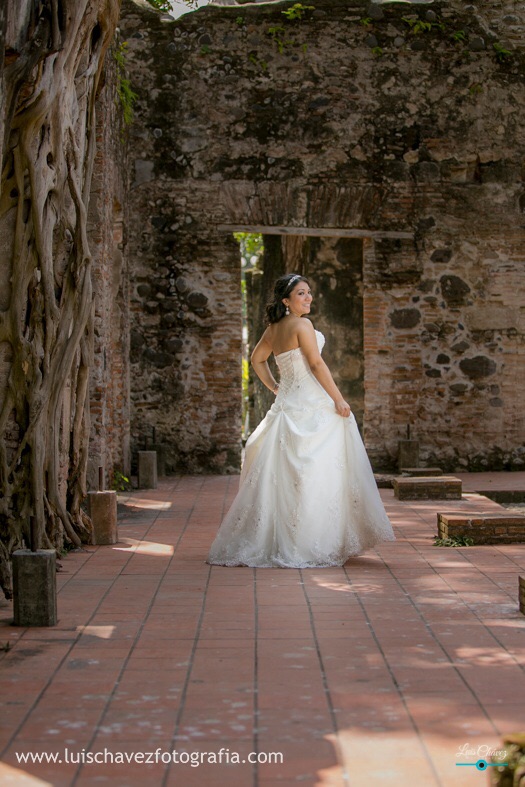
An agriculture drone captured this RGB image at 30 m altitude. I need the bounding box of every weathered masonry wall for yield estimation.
[121,0,525,472]
[87,48,131,490]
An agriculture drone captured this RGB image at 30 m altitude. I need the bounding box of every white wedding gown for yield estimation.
[208,330,395,568]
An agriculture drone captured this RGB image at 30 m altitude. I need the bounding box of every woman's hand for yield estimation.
[335,399,351,418]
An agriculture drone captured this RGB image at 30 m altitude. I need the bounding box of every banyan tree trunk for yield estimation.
[0,0,121,597]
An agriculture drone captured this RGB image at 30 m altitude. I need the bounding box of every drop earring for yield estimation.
[285,305,290,316]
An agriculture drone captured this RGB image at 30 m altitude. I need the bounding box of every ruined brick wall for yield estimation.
[87,46,131,489]
[120,0,525,472]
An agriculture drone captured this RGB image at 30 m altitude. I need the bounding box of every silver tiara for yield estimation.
[288,274,301,286]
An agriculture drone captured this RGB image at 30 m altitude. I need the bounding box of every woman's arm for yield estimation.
[298,321,351,417]
[251,330,280,394]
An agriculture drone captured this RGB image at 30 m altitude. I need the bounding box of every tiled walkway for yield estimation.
[1,473,524,786]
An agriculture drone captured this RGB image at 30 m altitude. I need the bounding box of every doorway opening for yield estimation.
[232,230,364,441]
[233,232,264,443]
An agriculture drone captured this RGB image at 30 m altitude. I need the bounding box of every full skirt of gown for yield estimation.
[207,331,395,568]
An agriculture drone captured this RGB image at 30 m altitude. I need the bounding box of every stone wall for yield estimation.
[87,45,131,490]
[120,0,525,472]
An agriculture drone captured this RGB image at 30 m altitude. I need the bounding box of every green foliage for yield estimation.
[433,535,475,547]
[402,17,432,34]
[265,4,314,56]
[117,79,138,126]
[281,3,315,21]
[248,52,268,71]
[111,470,132,492]
[491,740,525,786]
[402,16,445,35]
[451,30,466,43]
[267,25,291,54]
[145,0,172,10]
[235,234,264,442]
[360,18,372,27]
[200,45,211,55]
[113,42,127,70]
[236,16,244,26]
[234,233,263,262]
[114,43,138,126]
[493,42,512,63]
[242,356,249,407]
[469,82,483,96]
[371,46,383,57]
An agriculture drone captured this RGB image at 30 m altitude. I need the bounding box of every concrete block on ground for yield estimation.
[438,512,525,545]
[398,439,419,471]
[401,467,443,477]
[12,550,57,627]
[138,451,157,489]
[88,491,118,545]
[394,476,462,500]
[519,576,525,615]
[149,444,166,476]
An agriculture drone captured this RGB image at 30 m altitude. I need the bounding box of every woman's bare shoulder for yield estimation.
[297,318,315,336]
[263,323,278,343]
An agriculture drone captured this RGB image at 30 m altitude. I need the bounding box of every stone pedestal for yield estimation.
[393,476,462,500]
[12,550,57,627]
[398,439,420,471]
[519,576,525,614]
[88,491,118,545]
[438,512,525,545]
[138,451,158,489]
[149,444,166,476]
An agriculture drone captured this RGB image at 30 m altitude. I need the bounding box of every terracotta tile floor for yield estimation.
[0,473,524,786]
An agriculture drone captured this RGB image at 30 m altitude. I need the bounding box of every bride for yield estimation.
[207,273,395,568]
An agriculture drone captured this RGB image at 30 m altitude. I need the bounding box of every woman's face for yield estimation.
[284,281,313,317]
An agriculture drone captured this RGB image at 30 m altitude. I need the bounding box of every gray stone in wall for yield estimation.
[143,348,174,368]
[187,291,209,308]
[390,309,421,329]
[450,384,469,394]
[431,249,452,263]
[440,276,471,307]
[469,37,486,51]
[459,356,497,380]
[451,341,470,353]
[164,338,184,353]
[133,159,154,186]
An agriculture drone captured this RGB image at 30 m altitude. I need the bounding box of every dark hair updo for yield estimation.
[265,273,310,324]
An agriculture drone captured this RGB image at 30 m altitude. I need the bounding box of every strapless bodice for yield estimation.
[274,329,325,361]
[274,330,326,398]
